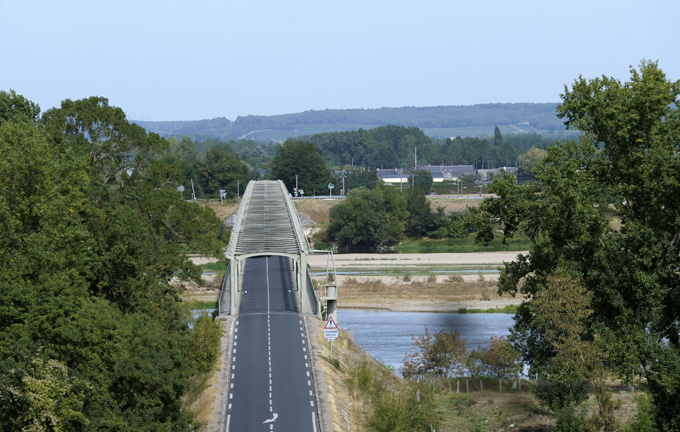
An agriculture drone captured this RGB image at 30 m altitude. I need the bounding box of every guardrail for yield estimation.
[218,261,231,317]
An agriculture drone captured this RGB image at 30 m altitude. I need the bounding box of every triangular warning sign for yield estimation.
[324,317,338,330]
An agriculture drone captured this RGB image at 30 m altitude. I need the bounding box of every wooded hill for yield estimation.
[135,103,568,142]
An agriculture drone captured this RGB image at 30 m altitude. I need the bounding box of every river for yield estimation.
[337,309,515,372]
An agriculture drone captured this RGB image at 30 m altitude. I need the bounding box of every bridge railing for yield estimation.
[218,260,231,317]
[305,270,319,316]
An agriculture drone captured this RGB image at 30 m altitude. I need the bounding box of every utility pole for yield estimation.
[237,179,240,199]
[341,172,345,197]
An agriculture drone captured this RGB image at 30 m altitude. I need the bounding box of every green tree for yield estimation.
[402,327,468,379]
[327,187,387,249]
[411,169,433,194]
[7,356,89,432]
[270,140,330,194]
[0,89,41,123]
[405,187,433,237]
[197,143,252,197]
[517,146,547,177]
[0,93,223,431]
[187,316,224,374]
[475,61,680,430]
[380,186,408,245]
[468,336,522,380]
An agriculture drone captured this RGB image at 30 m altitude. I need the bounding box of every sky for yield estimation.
[1,0,678,122]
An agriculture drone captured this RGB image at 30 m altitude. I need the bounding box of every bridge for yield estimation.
[218,179,336,318]
[217,180,338,431]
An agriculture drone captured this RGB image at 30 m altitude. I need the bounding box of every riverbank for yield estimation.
[309,252,526,312]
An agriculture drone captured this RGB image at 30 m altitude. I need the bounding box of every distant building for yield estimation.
[477,166,517,181]
[423,165,476,180]
[378,165,517,184]
[380,174,410,184]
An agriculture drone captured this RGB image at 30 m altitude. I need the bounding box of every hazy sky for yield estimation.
[1,0,678,121]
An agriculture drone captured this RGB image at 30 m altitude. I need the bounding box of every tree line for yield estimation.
[302,124,556,173]
[0,92,224,430]
[135,102,566,141]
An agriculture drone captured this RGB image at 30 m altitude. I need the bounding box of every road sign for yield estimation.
[324,317,339,341]
[328,183,334,189]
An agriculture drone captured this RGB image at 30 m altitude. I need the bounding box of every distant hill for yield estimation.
[135,103,567,142]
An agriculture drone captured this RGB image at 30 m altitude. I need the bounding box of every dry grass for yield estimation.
[429,197,481,213]
[294,198,338,224]
[325,275,521,312]
[196,199,240,221]
[294,196,481,226]
[309,323,385,431]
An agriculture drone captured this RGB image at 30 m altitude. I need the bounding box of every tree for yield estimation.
[411,169,433,194]
[468,336,522,380]
[0,93,223,431]
[42,96,167,185]
[197,143,252,197]
[517,146,547,177]
[269,140,330,194]
[380,186,408,245]
[405,187,434,237]
[327,187,387,249]
[475,61,680,430]
[0,89,41,123]
[402,328,467,379]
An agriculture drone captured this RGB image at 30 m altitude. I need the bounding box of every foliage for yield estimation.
[327,185,409,249]
[404,187,433,237]
[6,355,90,432]
[269,139,331,194]
[474,61,680,429]
[197,143,254,197]
[517,146,547,177]
[468,336,522,380]
[327,187,388,249]
[337,168,379,191]
[367,383,440,432]
[402,328,467,379]
[0,90,41,123]
[0,93,224,430]
[187,316,223,374]
[411,169,433,194]
[624,394,658,432]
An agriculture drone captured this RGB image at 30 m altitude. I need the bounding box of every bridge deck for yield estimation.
[227,180,307,258]
[222,180,315,316]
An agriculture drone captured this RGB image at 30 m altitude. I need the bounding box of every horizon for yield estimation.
[137,101,561,123]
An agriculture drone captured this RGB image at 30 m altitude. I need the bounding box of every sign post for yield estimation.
[324,317,339,359]
[328,183,334,198]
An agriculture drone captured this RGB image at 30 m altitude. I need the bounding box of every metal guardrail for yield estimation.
[306,271,318,316]
[218,261,231,317]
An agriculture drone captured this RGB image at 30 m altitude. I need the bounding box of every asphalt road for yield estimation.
[226,256,318,432]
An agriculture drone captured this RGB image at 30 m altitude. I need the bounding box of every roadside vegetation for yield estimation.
[0,91,226,431]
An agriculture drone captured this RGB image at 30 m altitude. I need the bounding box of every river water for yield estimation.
[337,309,515,372]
